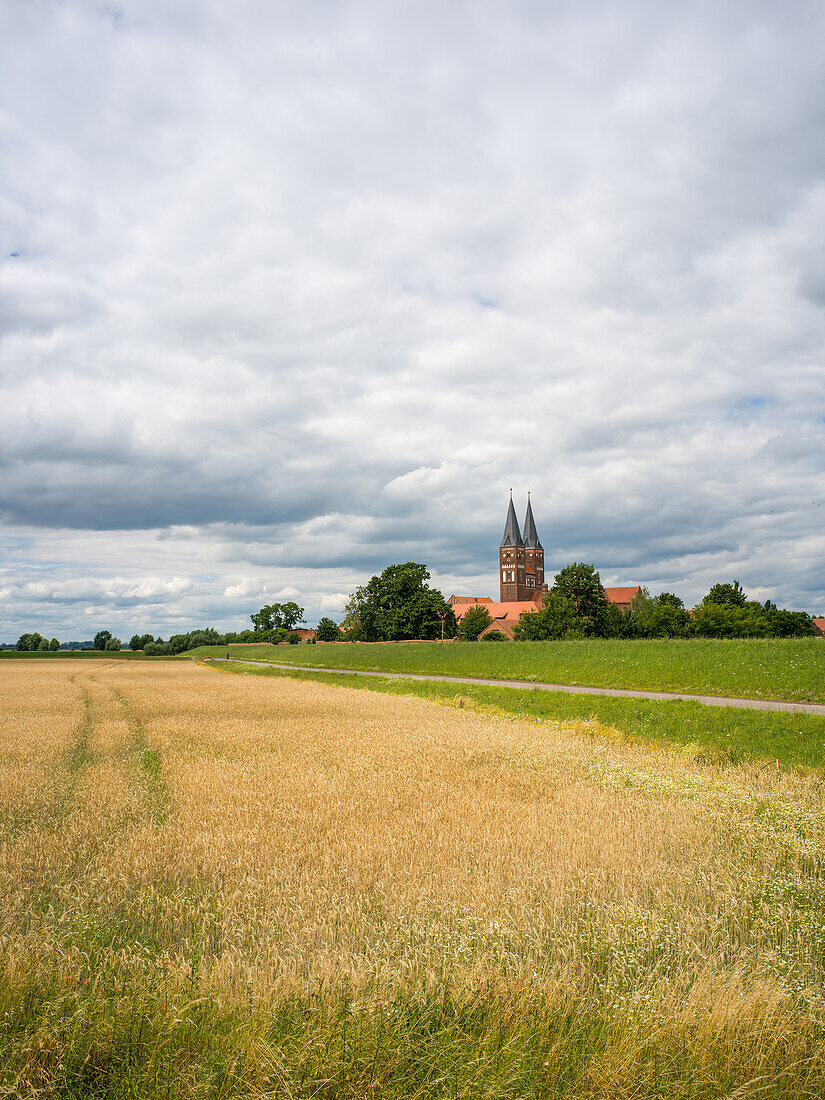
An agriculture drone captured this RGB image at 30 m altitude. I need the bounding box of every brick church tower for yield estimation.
[499,492,547,602]
[522,493,545,591]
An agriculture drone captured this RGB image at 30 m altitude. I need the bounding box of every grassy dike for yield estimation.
[192,637,825,704]
[207,659,825,771]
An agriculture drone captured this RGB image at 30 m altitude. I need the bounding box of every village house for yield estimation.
[449,493,641,639]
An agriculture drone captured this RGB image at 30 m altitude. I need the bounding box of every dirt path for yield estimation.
[207,658,825,715]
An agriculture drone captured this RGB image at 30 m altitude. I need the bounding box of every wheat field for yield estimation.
[1,659,824,1098]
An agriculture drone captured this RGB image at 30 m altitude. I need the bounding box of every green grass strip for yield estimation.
[112,690,170,827]
[192,637,825,704]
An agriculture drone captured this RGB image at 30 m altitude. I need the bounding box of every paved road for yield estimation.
[207,658,825,716]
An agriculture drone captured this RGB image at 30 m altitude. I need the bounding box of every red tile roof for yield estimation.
[452,587,642,620]
[604,586,641,605]
[813,617,825,636]
[478,619,516,640]
[453,597,542,623]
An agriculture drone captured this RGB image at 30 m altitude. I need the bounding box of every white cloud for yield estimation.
[223,580,301,600]
[320,593,349,612]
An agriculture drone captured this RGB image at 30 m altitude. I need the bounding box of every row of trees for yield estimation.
[13,572,817,653]
[331,563,818,642]
[507,567,817,641]
[128,628,223,655]
[15,633,60,651]
[123,604,311,653]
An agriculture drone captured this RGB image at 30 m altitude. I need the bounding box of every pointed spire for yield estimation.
[500,489,523,547]
[523,492,542,549]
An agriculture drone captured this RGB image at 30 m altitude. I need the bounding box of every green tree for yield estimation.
[128,632,164,651]
[93,630,112,651]
[765,608,816,637]
[104,637,123,651]
[48,637,59,651]
[703,580,747,608]
[513,592,584,640]
[315,617,341,642]
[551,563,610,636]
[691,603,769,638]
[656,592,684,609]
[644,602,692,637]
[343,563,456,642]
[458,604,493,641]
[184,628,222,650]
[623,589,692,638]
[251,602,306,632]
[16,633,44,651]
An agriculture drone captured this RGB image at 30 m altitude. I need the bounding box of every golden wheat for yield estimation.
[0,658,823,1096]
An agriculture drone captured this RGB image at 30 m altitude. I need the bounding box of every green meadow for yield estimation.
[193,637,825,704]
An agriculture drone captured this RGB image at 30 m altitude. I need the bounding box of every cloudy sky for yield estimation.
[2,0,825,639]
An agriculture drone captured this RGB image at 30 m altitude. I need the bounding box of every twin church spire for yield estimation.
[498,492,547,602]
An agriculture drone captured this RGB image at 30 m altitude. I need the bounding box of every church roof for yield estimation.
[604,586,642,605]
[500,494,523,547]
[522,495,542,549]
[452,596,542,623]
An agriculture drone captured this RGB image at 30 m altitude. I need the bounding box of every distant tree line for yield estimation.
[124,601,311,654]
[333,562,817,644]
[14,633,60,651]
[508,566,817,641]
[9,573,817,654]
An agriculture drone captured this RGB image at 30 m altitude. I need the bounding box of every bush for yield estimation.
[482,630,508,641]
[287,633,301,644]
